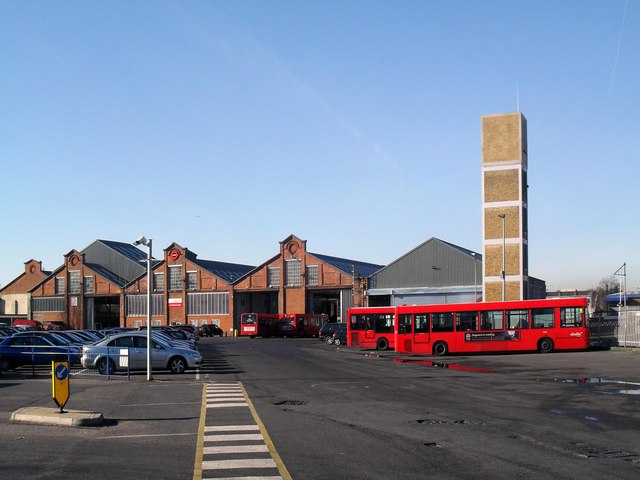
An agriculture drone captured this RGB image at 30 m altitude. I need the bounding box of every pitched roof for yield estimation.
[309,252,384,278]
[194,259,255,284]
[84,263,129,288]
[95,239,149,263]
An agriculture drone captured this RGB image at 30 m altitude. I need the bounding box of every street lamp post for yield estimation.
[471,252,478,301]
[133,236,153,381]
[498,214,506,301]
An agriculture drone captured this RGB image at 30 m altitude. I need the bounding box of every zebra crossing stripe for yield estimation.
[204,477,281,480]
[204,445,269,454]
[205,425,259,432]
[194,382,291,480]
[202,459,278,470]
[204,433,264,442]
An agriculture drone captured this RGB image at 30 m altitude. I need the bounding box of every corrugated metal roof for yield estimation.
[309,252,384,278]
[195,259,255,284]
[84,263,128,288]
[96,240,149,263]
[82,240,149,284]
[369,237,481,288]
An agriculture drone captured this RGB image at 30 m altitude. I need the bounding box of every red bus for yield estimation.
[240,313,280,337]
[277,313,329,337]
[292,313,328,337]
[347,306,396,350]
[394,297,590,356]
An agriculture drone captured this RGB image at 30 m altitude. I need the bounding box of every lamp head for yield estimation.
[133,236,147,246]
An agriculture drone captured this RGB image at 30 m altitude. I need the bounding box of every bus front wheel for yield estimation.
[433,341,448,356]
[376,338,389,350]
[538,338,554,353]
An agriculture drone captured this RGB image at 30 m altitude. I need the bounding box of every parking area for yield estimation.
[2,337,640,480]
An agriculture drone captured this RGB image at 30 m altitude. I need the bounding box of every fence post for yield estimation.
[106,347,111,380]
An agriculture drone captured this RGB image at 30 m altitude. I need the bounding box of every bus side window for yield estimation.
[532,308,554,328]
[415,314,429,333]
[481,310,504,330]
[507,310,528,329]
[432,312,454,332]
[456,311,478,331]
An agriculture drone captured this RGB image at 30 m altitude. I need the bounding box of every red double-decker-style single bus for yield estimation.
[241,313,329,338]
[240,313,280,338]
[394,297,590,356]
[279,314,329,337]
[347,306,396,350]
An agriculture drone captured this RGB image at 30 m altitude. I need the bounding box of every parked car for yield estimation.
[0,335,82,371]
[13,319,44,330]
[171,324,199,339]
[136,327,196,350]
[329,323,348,345]
[81,332,203,374]
[45,321,69,331]
[319,323,346,344]
[199,324,223,337]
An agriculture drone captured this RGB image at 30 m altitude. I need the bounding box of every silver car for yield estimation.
[81,332,202,374]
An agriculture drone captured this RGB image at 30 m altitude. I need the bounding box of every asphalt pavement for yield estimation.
[1,338,639,480]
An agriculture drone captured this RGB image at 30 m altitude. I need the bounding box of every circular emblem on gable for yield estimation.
[70,256,78,266]
[29,265,36,274]
[170,249,181,261]
[288,244,298,254]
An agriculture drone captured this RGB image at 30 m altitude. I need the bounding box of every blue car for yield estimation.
[0,334,81,371]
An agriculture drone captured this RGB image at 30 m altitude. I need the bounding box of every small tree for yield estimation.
[591,276,620,312]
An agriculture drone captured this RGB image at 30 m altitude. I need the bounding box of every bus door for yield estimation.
[413,313,431,346]
[396,314,413,353]
[364,315,376,340]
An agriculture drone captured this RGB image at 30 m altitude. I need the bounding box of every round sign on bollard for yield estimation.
[52,361,70,413]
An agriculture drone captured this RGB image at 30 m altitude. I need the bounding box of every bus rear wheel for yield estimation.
[538,338,554,353]
[376,338,389,350]
[433,341,448,356]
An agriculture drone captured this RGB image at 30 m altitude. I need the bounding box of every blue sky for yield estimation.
[1,1,638,292]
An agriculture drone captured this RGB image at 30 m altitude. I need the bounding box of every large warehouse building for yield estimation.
[1,111,547,331]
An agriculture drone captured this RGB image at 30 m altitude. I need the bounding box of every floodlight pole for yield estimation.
[145,239,152,381]
[133,236,153,381]
[471,252,478,301]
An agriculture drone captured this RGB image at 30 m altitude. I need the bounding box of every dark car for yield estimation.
[0,335,82,371]
[199,324,224,337]
[320,322,346,344]
[330,324,348,346]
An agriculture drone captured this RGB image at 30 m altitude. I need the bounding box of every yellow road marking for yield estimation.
[192,383,206,480]
[239,382,292,480]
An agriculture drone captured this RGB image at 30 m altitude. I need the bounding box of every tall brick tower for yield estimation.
[481,112,529,301]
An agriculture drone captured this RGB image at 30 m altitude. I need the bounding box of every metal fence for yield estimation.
[0,347,130,379]
[589,307,640,348]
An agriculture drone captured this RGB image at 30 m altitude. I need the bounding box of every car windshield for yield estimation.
[48,333,73,346]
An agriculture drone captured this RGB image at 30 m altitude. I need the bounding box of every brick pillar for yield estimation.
[481,112,529,301]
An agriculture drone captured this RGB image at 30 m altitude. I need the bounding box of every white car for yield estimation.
[81,332,202,374]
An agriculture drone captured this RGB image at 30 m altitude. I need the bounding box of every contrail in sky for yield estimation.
[609,0,629,96]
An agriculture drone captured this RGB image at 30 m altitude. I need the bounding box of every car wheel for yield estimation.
[169,356,187,374]
[334,338,342,346]
[97,357,116,375]
[325,335,334,345]
[0,358,13,371]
